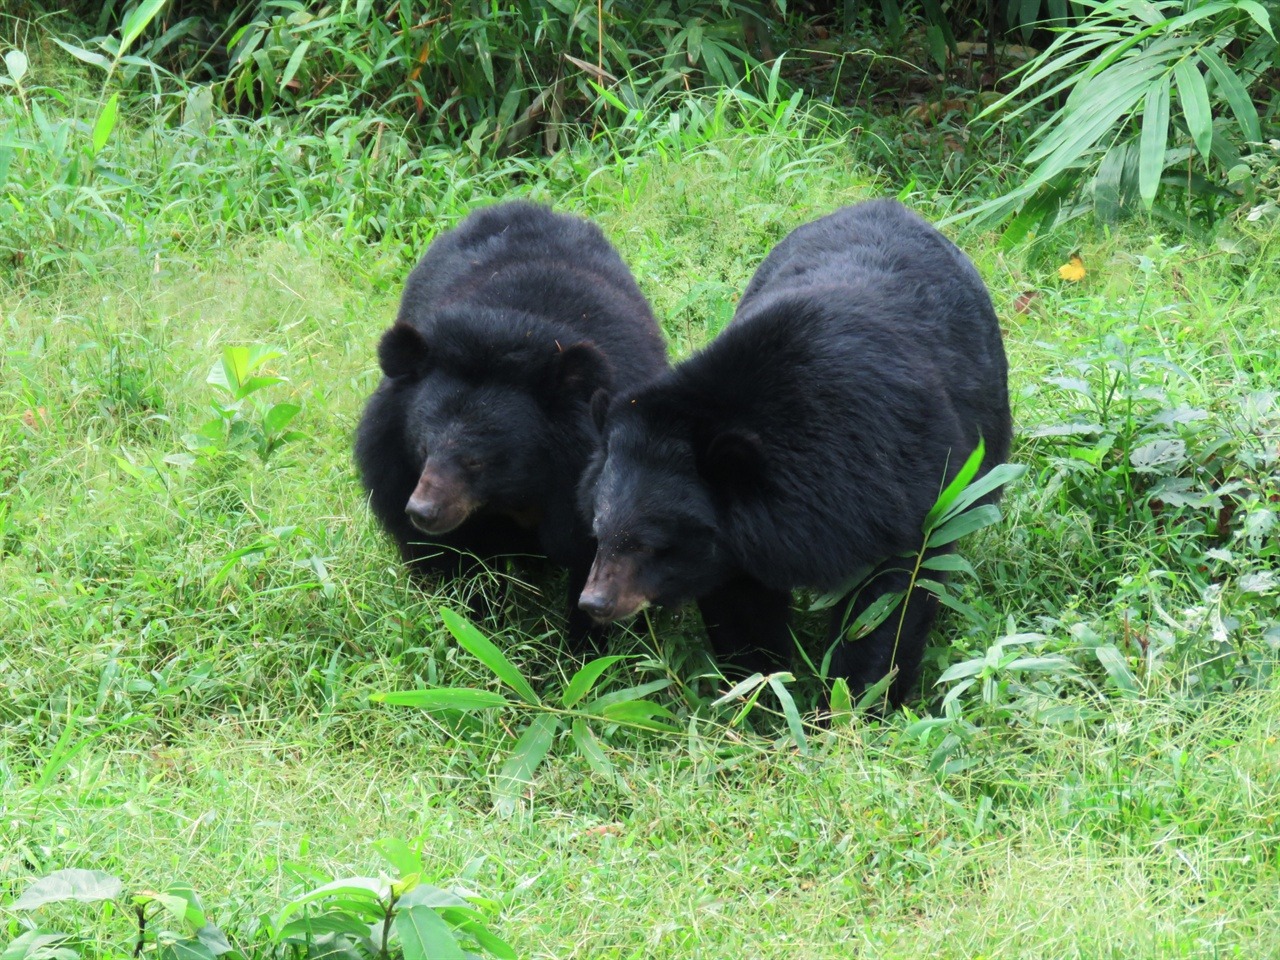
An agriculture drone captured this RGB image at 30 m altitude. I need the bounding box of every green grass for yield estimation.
[3,35,1280,960]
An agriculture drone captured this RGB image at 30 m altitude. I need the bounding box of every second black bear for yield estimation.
[577,199,1011,703]
[356,201,668,643]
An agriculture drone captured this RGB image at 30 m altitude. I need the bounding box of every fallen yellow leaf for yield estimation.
[1058,253,1086,282]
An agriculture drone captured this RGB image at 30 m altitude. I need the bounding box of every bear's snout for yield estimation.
[579,556,649,622]
[405,466,476,535]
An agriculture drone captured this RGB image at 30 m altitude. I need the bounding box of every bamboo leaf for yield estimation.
[561,655,627,708]
[925,504,1003,549]
[92,93,119,154]
[373,688,511,711]
[1173,59,1212,161]
[923,438,985,530]
[570,717,619,781]
[1201,49,1260,144]
[440,607,540,705]
[841,590,905,642]
[493,714,559,815]
[767,675,809,755]
[1138,74,1171,207]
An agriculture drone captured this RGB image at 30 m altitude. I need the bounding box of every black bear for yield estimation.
[577,199,1011,703]
[356,201,668,643]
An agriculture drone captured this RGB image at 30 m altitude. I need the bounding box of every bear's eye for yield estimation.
[461,457,483,473]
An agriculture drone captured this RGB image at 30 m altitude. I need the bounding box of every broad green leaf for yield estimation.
[158,940,215,960]
[925,504,1003,549]
[1236,0,1274,36]
[194,924,232,957]
[373,687,510,712]
[119,0,169,54]
[828,677,853,717]
[453,919,518,960]
[373,838,424,877]
[13,870,123,909]
[1006,655,1075,672]
[570,716,619,781]
[263,402,301,434]
[397,885,475,911]
[276,878,386,925]
[1138,74,1171,207]
[161,882,207,928]
[440,607,540,705]
[1094,138,1132,221]
[1,931,77,960]
[1201,49,1260,144]
[561,655,626,708]
[276,913,374,942]
[841,590,905,642]
[4,49,27,83]
[923,438,985,530]
[394,905,466,960]
[234,374,286,401]
[92,93,118,154]
[767,675,809,755]
[493,713,559,814]
[1095,643,1140,696]
[1174,59,1212,161]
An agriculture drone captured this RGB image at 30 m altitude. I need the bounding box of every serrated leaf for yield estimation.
[394,905,466,960]
[926,504,1004,549]
[374,687,509,711]
[92,93,118,154]
[13,870,123,909]
[440,608,540,705]
[493,713,559,815]
[1138,74,1171,207]
[561,655,626,708]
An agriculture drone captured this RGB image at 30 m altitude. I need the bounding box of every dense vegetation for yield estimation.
[2,2,1278,957]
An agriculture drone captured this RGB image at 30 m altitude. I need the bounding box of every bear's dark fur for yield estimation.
[578,199,1011,703]
[356,201,668,643]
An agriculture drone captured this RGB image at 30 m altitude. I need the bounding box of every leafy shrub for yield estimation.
[967,0,1278,237]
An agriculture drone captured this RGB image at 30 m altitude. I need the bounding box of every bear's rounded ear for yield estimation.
[378,324,431,381]
[700,429,765,485]
[589,388,611,432]
[554,342,609,402]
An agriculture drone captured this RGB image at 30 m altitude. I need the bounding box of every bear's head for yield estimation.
[576,392,762,621]
[378,315,610,535]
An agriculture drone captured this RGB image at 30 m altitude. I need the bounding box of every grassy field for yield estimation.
[3,30,1280,959]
